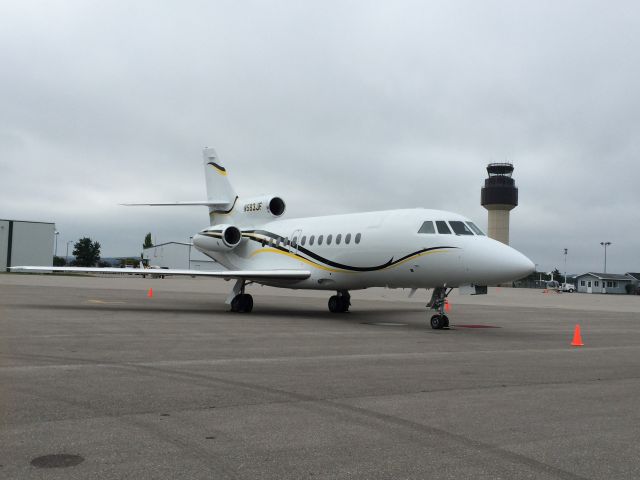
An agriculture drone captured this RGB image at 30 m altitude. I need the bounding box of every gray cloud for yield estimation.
[1,0,639,274]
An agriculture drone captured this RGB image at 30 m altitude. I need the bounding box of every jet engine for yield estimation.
[193,224,242,252]
[239,195,286,219]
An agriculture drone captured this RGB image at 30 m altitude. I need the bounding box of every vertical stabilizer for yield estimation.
[203,147,238,225]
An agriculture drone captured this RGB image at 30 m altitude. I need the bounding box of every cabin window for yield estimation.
[595,281,599,287]
[449,221,474,235]
[336,233,342,245]
[581,280,585,286]
[355,233,362,244]
[436,221,452,234]
[301,236,307,246]
[291,236,298,247]
[318,235,324,245]
[345,233,352,244]
[418,221,435,234]
[466,222,485,236]
[327,234,333,245]
[309,235,315,246]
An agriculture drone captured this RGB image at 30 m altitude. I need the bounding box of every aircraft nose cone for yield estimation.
[511,249,535,279]
[468,239,535,285]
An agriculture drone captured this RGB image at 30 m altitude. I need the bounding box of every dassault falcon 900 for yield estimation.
[14,147,535,329]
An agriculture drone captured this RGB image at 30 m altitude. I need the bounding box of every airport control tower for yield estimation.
[481,163,518,245]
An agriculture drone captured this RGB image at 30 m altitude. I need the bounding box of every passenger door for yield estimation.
[290,229,302,254]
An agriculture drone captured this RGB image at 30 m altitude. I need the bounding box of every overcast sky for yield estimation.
[1,0,639,275]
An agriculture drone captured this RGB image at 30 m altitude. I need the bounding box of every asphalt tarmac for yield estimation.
[1,274,640,479]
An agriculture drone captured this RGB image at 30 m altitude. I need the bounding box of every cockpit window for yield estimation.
[466,222,485,236]
[418,221,435,234]
[449,221,474,235]
[435,221,451,234]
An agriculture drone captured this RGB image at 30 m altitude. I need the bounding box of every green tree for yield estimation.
[53,256,66,267]
[72,237,101,267]
[143,233,153,249]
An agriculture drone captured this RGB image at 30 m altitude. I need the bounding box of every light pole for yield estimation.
[600,242,611,273]
[188,236,193,269]
[66,240,73,265]
[563,248,568,285]
[54,231,59,257]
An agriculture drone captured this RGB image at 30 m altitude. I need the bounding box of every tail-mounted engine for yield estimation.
[239,195,286,219]
[193,224,242,252]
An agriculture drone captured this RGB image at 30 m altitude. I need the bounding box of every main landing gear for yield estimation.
[229,280,253,313]
[231,293,253,313]
[427,286,452,329]
[328,291,350,313]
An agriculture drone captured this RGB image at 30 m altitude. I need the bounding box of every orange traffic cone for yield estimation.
[571,324,584,347]
[147,288,153,298]
[445,299,451,313]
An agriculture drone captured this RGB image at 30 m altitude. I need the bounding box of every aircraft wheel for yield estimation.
[430,314,446,330]
[241,294,253,313]
[231,294,253,313]
[328,296,340,313]
[338,296,350,312]
[442,315,449,328]
[230,295,241,312]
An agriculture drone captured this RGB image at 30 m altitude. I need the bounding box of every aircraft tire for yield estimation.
[231,294,253,313]
[239,294,253,313]
[328,296,340,313]
[230,295,241,312]
[430,314,446,330]
[338,297,350,312]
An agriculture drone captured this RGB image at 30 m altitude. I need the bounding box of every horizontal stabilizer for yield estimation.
[121,200,230,207]
[10,266,311,281]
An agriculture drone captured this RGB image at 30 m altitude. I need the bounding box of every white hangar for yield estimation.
[1,219,55,272]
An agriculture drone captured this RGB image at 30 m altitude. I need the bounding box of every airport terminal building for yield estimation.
[1,219,55,272]
[575,272,636,294]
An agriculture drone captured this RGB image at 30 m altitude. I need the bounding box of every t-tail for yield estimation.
[203,147,238,225]
[123,147,286,227]
[203,147,286,227]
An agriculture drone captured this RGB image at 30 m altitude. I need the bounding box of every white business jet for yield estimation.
[14,147,534,329]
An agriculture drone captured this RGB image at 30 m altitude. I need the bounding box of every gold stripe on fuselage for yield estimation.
[250,248,347,273]
[247,246,451,273]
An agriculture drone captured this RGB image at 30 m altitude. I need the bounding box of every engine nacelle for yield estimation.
[193,224,242,252]
[239,195,286,219]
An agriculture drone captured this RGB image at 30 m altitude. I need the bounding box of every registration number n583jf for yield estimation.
[244,202,263,212]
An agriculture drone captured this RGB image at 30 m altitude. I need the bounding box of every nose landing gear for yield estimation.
[427,286,452,329]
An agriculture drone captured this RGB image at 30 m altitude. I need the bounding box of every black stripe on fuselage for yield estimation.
[241,229,458,272]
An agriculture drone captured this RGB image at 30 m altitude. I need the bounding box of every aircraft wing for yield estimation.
[121,200,230,207]
[10,266,311,281]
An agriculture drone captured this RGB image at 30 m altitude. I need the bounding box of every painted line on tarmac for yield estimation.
[86,299,127,305]
[2,344,640,372]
